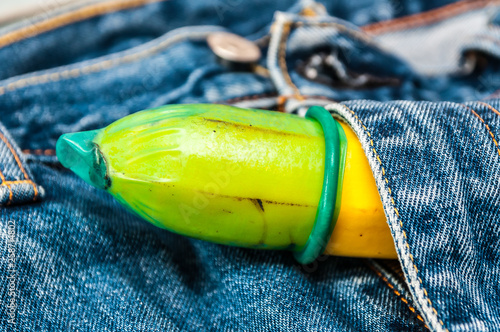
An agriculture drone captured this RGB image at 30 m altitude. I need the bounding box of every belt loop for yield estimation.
[0,122,45,206]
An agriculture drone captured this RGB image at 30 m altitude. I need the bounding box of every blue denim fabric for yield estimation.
[0,121,44,206]
[1,0,500,331]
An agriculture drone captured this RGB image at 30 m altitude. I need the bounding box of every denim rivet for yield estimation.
[207,32,261,64]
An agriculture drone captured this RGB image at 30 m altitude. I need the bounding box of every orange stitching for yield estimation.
[463,103,500,157]
[1,180,38,205]
[384,260,406,280]
[278,22,302,99]
[277,95,287,113]
[5,182,13,206]
[0,0,166,50]
[367,262,429,329]
[0,168,8,205]
[343,104,448,331]
[0,131,38,200]
[478,101,500,117]
[362,0,496,35]
[0,180,37,185]
[0,140,6,182]
[0,180,39,204]
[300,7,319,17]
[32,181,40,202]
[0,164,5,182]
[22,149,56,156]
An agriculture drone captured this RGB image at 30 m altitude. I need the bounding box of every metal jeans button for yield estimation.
[207,31,261,65]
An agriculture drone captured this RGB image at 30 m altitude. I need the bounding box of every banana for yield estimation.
[328,121,396,258]
[56,104,397,259]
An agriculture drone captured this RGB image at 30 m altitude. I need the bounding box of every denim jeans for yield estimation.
[1,0,500,331]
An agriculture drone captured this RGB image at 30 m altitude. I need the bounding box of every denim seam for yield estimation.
[0,0,167,50]
[267,14,297,99]
[366,260,429,330]
[462,103,500,157]
[325,102,448,332]
[0,26,225,97]
[478,100,500,118]
[0,130,39,204]
[362,0,500,35]
[278,22,302,98]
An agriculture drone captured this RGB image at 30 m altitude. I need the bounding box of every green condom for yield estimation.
[56,104,346,264]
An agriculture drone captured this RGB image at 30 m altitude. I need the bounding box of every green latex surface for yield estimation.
[57,104,333,250]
